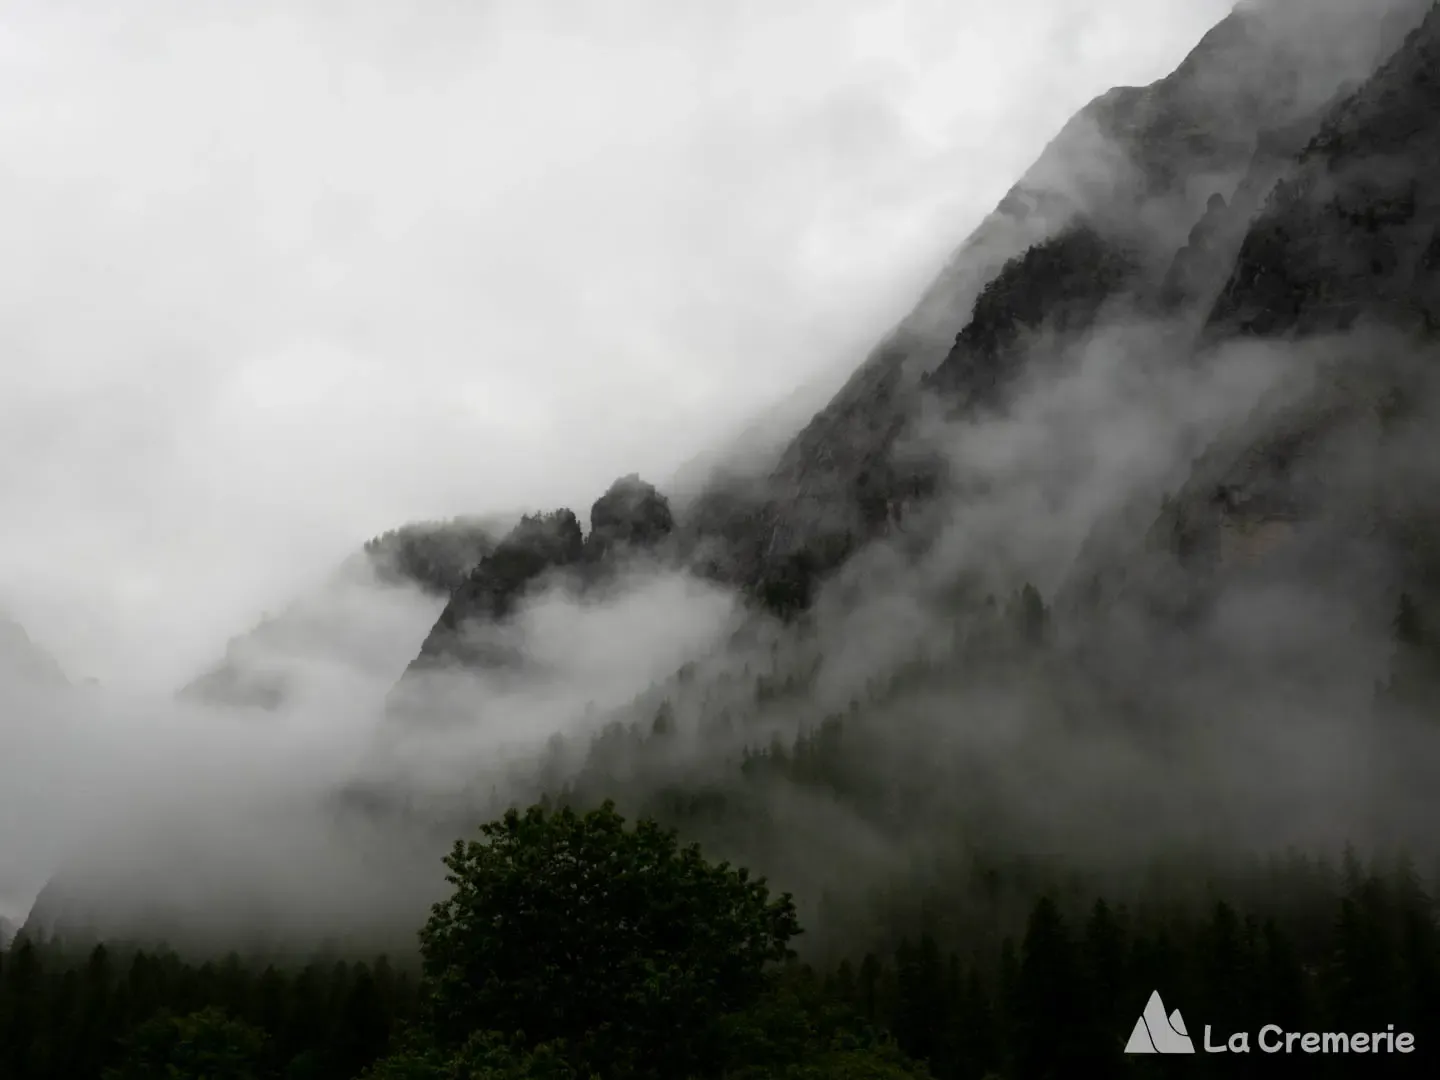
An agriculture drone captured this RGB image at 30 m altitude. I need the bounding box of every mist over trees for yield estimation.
[3,805,1437,1077]
[8,0,1440,1076]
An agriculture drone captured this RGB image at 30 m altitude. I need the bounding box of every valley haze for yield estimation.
[3,0,1440,991]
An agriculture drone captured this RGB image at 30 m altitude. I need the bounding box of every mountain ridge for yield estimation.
[178,515,509,710]
[385,475,677,722]
[671,0,1432,618]
[26,0,1440,952]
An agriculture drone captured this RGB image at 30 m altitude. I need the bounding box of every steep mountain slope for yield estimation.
[1090,4,1440,627]
[386,476,675,721]
[552,0,1440,923]
[1211,6,1440,339]
[677,0,1430,616]
[30,1,1440,955]
[386,0,1435,722]
[454,0,1440,910]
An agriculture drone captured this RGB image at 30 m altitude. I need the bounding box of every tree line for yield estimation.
[2,803,1437,1078]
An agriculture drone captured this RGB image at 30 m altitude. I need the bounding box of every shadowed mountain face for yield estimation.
[585,474,675,563]
[27,0,1440,952]
[677,0,1433,618]
[363,518,508,596]
[402,509,586,679]
[1084,5,1440,622]
[385,477,675,722]
[388,0,1440,700]
[1209,5,1440,339]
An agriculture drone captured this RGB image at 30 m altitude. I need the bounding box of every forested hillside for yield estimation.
[11,1,1440,1076]
[4,805,1437,1077]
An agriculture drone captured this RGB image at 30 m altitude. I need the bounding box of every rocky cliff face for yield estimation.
[1209,5,1440,339]
[923,223,1143,408]
[386,477,674,721]
[183,3,1438,713]
[31,0,1440,954]
[1063,3,1440,641]
[401,509,586,680]
[583,474,675,564]
[677,0,1431,618]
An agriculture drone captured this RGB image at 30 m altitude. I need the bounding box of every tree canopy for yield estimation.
[416,801,800,1078]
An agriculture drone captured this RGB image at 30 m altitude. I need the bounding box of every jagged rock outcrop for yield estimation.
[1209,4,1440,339]
[363,517,503,595]
[180,517,503,710]
[34,0,1440,955]
[388,479,676,720]
[679,0,1428,618]
[1067,4,1440,626]
[583,475,674,563]
[1159,192,1231,310]
[924,223,1142,408]
[402,509,586,678]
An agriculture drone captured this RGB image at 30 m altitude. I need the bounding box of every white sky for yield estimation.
[0,0,1234,690]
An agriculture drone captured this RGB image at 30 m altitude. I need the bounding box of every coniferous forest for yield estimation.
[3,802,1438,1078]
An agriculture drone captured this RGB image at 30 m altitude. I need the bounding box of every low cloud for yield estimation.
[0,0,1231,690]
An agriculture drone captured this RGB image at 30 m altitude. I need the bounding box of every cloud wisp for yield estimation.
[0,0,1232,690]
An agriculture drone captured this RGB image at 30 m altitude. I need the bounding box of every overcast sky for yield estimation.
[0,0,1233,689]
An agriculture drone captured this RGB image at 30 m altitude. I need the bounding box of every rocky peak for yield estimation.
[445,511,582,625]
[676,0,1417,621]
[395,476,675,692]
[397,508,583,688]
[362,517,501,596]
[924,223,1142,408]
[584,474,674,562]
[1158,191,1232,311]
[389,482,677,717]
[1206,2,1440,339]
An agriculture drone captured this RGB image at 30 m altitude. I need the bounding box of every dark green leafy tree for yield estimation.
[416,800,800,1079]
[101,1006,269,1080]
[713,970,932,1080]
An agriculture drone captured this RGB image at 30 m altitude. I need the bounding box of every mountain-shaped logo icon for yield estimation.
[1123,990,1195,1053]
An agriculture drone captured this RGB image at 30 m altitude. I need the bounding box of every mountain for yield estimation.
[388,0,1439,712]
[179,516,506,710]
[675,0,1432,615]
[0,612,67,688]
[1080,3,1440,615]
[1209,4,1440,341]
[385,476,675,721]
[31,0,1440,953]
